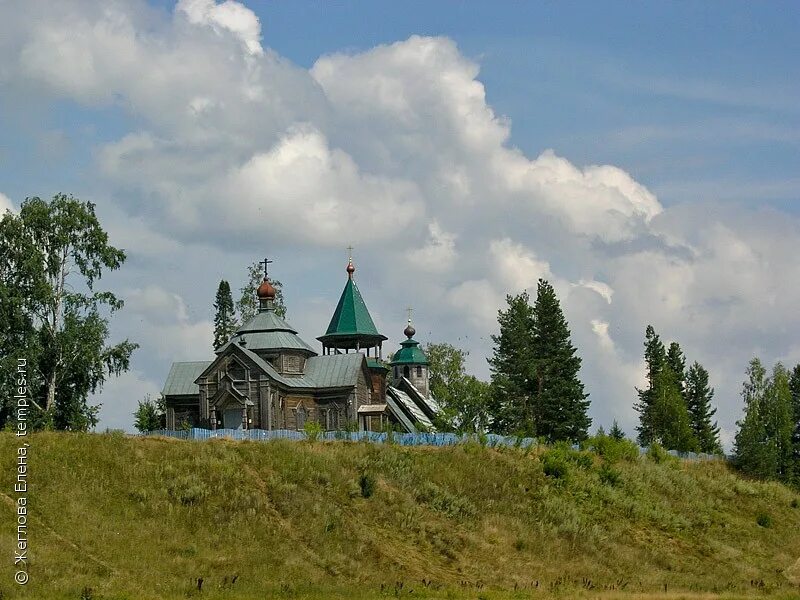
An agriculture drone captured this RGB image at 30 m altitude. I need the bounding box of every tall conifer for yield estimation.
[666,342,687,397]
[488,292,536,434]
[635,325,666,446]
[530,279,590,442]
[685,362,721,453]
[213,280,236,350]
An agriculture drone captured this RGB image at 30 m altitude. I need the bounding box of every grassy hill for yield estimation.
[1,432,799,600]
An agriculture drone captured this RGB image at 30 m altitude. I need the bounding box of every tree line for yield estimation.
[734,359,800,486]
[428,279,592,443]
[634,325,721,453]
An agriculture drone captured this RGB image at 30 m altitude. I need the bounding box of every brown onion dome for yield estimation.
[403,320,416,339]
[257,278,276,299]
[346,258,355,277]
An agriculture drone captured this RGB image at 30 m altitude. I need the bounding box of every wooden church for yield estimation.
[161,258,439,433]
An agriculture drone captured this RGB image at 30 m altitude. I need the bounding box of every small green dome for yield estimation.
[390,337,429,366]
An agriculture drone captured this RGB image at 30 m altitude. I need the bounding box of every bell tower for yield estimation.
[389,313,430,397]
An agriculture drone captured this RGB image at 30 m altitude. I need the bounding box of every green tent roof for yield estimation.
[318,277,387,345]
[389,338,429,365]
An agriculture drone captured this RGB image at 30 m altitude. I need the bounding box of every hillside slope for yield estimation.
[1,432,799,599]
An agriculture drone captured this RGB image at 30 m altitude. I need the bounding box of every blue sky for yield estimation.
[0,1,798,445]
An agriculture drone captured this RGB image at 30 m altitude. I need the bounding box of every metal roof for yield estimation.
[219,308,316,354]
[219,331,316,354]
[237,309,298,334]
[387,386,435,430]
[366,358,389,371]
[384,392,418,433]
[232,345,364,390]
[304,353,365,388]
[318,276,387,344]
[163,361,211,396]
[357,403,388,413]
[389,338,429,365]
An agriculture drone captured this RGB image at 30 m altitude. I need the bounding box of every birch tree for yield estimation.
[0,194,137,429]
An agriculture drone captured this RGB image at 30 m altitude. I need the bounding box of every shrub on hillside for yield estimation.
[359,472,376,498]
[542,452,570,482]
[646,442,675,464]
[585,433,640,463]
[757,513,772,528]
[598,463,622,487]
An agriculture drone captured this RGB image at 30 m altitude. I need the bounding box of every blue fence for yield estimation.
[140,428,717,459]
[143,428,538,448]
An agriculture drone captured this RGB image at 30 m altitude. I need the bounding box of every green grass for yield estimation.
[0,432,799,599]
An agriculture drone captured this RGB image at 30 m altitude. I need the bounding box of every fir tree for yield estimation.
[666,342,687,398]
[685,362,721,453]
[488,292,535,435]
[734,358,777,478]
[530,279,591,442]
[634,325,666,446]
[213,280,236,350]
[609,420,626,440]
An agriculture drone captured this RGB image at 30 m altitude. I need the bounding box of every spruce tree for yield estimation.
[685,362,721,453]
[488,292,535,435]
[666,342,687,398]
[609,420,626,440]
[530,279,590,442]
[734,358,777,478]
[213,280,236,350]
[634,325,666,446]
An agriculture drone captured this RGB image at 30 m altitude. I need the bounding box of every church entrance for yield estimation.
[223,408,243,429]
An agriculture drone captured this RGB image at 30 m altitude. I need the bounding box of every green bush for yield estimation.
[647,442,674,464]
[586,434,640,463]
[598,463,622,487]
[303,420,323,442]
[791,498,799,509]
[756,513,772,528]
[542,452,570,482]
[359,472,376,498]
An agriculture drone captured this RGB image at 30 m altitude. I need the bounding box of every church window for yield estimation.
[416,365,423,377]
[403,366,410,378]
[295,405,306,430]
[326,405,340,430]
[285,355,302,373]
